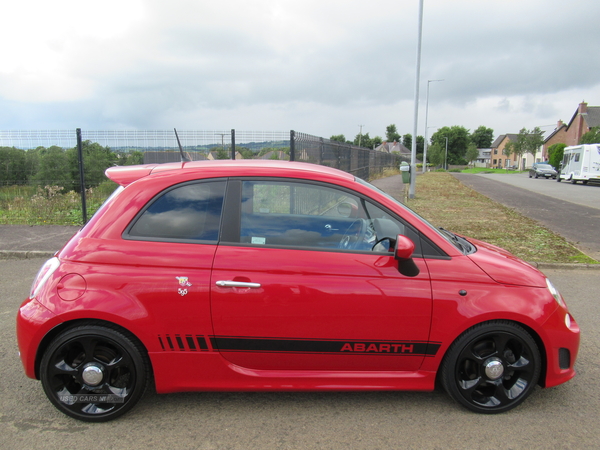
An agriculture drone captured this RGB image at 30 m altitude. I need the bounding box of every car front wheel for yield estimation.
[40,324,149,422]
[440,321,541,414]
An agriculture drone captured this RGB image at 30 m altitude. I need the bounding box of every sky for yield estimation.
[2,0,600,144]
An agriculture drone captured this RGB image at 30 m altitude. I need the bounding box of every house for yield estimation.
[490,134,519,168]
[491,133,544,170]
[542,120,567,160]
[375,141,418,163]
[474,148,491,167]
[563,101,600,146]
[541,102,600,159]
[376,141,411,157]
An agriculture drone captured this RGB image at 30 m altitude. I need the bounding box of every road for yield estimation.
[453,172,600,261]
[1,258,598,450]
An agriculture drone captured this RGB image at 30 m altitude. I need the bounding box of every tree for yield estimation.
[470,126,494,148]
[548,143,566,170]
[430,126,471,165]
[416,135,424,155]
[385,125,401,142]
[34,146,72,188]
[67,141,118,189]
[503,141,517,160]
[237,147,254,159]
[524,126,544,159]
[122,151,144,165]
[427,142,445,167]
[354,132,370,148]
[580,126,600,144]
[502,129,527,166]
[465,143,480,166]
[402,134,412,149]
[330,134,347,143]
[0,147,27,185]
[214,147,229,159]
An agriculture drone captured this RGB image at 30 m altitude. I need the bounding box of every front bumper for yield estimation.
[541,306,580,388]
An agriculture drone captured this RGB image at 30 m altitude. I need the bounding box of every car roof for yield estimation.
[106,160,356,187]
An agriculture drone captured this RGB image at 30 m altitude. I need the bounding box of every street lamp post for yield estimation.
[408,0,424,199]
[422,79,444,173]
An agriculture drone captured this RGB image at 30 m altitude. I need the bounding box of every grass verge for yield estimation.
[406,172,596,264]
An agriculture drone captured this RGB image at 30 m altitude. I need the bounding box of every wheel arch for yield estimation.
[34,318,153,381]
[436,318,548,388]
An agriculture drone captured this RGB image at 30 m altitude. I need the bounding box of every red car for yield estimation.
[17,160,580,421]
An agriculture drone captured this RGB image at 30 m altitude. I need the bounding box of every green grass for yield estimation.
[460,167,526,174]
[407,172,597,264]
[0,181,117,225]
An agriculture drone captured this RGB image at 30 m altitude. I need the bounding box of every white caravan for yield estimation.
[557,144,600,184]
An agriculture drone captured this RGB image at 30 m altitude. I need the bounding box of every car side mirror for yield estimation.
[394,235,420,277]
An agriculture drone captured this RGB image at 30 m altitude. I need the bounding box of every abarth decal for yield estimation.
[210,336,441,356]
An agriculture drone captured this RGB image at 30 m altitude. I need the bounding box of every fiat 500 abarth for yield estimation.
[17,160,579,421]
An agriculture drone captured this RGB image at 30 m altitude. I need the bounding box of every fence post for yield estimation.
[76,128,88,224]
[319,137,324,165]
[290,130,295,161]
[231,129,236,160]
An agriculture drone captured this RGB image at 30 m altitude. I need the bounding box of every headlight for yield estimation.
[30,257,60,299]
[546,278,566,308]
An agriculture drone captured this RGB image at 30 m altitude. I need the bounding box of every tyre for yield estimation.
[40,324,149,422]
[440,321,541,414]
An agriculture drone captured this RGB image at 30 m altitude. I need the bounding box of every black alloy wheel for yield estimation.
[441,321,541,414]
[40,324,149,422]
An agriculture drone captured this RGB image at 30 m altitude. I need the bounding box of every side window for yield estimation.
[240,180,415,252]
[127,180,226,242]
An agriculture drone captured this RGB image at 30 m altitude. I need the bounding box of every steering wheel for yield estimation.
[338,219,367,250]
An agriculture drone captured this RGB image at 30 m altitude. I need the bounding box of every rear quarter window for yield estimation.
[126,180,226,242]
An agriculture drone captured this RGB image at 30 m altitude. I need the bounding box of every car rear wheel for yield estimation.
[40,324,149,422]
[440,321,541,414]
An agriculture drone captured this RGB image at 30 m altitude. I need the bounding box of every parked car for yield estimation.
[529,163,557,179]
[17,160,580,421]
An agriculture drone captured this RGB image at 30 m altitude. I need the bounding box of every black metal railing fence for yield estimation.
[0,129,402,225]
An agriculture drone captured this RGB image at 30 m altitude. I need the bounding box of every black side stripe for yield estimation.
[158,334,210,352]
[210,336,441,356]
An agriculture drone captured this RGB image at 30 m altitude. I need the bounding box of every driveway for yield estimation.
[1,259,599,449]
[453,172,600,261]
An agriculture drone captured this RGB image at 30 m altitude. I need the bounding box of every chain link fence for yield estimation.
[0,129,402,225]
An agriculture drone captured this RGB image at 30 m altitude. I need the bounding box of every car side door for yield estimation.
[210,178,435,372]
